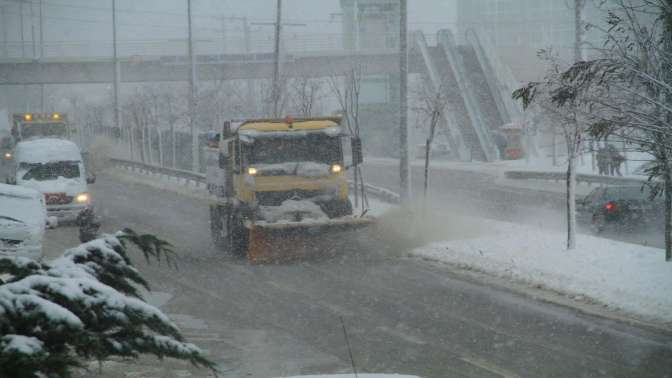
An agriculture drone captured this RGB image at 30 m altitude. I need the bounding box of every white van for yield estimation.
[10,138,95,221]
[0,183,47,261]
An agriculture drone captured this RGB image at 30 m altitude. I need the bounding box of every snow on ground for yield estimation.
[366,152,654,178]
[413,217,672,323]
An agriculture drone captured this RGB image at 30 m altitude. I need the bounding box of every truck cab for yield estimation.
[10,138,95,222]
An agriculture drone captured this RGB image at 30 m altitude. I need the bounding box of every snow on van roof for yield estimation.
[0,183,42,200]
[15,138,82,164]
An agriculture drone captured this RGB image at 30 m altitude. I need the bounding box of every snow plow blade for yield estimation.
[247,217,375,263]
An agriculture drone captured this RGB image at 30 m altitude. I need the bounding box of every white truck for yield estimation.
[9,138,95,222]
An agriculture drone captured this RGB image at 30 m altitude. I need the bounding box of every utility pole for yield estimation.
[1,6,8,58]
[30,2,36,59]
[243,17,254,114]
[187,0,199,172]
[112,0,124,156]
[221,16,227,55]
[39,0,44,112]
[399,0,410,201]
[20,2,25,58]
[253,13,304,117]
[574,0,585,63]
[272,0,282,118]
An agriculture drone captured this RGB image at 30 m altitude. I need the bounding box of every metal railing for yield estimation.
[464,28,523,124]
[464,29,514,125]
[505,170,648,186]
[437,29,497,162]
[412,31,468,161]
[109,158,205,187]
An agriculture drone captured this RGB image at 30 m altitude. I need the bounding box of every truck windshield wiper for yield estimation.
[0,215,25,224]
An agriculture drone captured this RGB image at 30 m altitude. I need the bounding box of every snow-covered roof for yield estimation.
[0,183,43,200]
[14,138,82,164]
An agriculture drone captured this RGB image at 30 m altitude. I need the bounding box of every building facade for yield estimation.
[340,0,401,156]
[456,0,603,82]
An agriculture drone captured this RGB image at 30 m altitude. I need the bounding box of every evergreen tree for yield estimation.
[0,229,217,377]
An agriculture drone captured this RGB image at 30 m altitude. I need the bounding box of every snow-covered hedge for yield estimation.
[0,229,216,377]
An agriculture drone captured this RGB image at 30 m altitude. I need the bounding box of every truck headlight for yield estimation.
[330,164,343,174]
[247,167,258,176]
[3,152,11,159]
[75,192,90,203]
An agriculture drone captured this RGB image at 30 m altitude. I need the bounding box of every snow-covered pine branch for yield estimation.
[0,230,216,377]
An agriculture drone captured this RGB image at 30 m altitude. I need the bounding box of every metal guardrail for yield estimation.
[505,170,648,186]
[109,158,401,204]
[109,158,206,187]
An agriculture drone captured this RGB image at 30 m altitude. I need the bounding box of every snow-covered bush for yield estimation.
[0,229,216,377]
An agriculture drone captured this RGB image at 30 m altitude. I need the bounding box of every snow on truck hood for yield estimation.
[254,162,331,177]
[238,125,344,143]
[18,176,85,196]
[14,138,82,164]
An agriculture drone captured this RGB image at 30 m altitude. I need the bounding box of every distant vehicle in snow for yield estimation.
[9,138,96,223]
[11,112,72,142]
[0,183,49,261]
[578,185,663,233]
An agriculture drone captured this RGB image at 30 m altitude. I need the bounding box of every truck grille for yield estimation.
[255,190,324,206]
[44,193,73,205]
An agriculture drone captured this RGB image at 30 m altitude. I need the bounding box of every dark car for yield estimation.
[578,185,663,233]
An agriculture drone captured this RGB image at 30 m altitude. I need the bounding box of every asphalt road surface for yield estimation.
[42,171,672,378]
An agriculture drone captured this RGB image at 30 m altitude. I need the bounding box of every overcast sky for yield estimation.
[2,0,456,56]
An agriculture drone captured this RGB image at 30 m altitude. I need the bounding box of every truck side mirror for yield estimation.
[86,173,96,184]
[219,142,230,169]
[351,137,363,166]
[218,153,228,169]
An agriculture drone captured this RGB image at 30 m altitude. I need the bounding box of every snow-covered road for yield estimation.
[40,172,672,377]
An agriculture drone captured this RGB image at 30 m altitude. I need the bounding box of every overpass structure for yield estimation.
[0,50,414,85]
[0,30,522,162]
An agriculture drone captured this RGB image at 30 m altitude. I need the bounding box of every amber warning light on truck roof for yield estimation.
[23,113,33,121]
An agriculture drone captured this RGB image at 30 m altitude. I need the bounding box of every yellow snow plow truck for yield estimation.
[207,116,374,262]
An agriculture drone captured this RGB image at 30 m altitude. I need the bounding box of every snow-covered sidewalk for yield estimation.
[412,218,672,324]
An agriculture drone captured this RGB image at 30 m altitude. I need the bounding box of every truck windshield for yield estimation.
[20,161,80,181]
[21,122,68,139]
[246,134,342,165]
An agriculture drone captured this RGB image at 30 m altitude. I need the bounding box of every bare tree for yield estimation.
[412,78,449,199]
[514,51,594,250]
[261,76,289,117]
[287,76,326,117]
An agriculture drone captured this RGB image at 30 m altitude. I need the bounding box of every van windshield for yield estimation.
[20,161,80,181]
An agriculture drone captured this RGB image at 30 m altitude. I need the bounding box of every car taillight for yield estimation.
[604,201,616,211]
